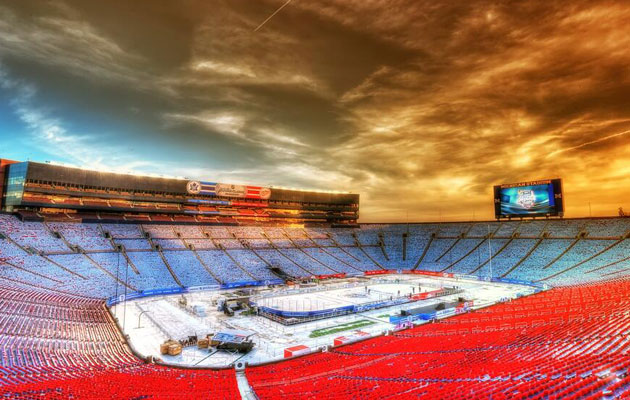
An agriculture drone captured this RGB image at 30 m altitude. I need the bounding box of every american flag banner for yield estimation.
[186,181,271,199]
[242,185,272,199]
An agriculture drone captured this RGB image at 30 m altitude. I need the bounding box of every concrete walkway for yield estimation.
[236,370,258,400]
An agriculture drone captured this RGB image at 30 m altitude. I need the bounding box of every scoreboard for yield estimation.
[494,179,564,219]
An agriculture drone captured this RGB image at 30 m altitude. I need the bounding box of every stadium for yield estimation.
[1,1,630,399]
[0,159,628,399]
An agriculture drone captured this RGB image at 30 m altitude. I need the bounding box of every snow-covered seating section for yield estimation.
[0,216,629,295]
[88,252,148,291]
[202,226,231,238]
[546,220,585,238]
[304,228,329,239]
[466,239,511,277]
[284,228,307,238]
[408,224,437,238]
[292,238,315,247]
[101,223,143,238]
[467,222,500,237]
[590,254,630,280]
[448,239,509,275]
[256,249,311,277]
[493,222,519,237]
[329,229,357,246]
[214,239,245,249]
[561,238,630,283]
[114,238,152,250]
[49,223,113,251]
[489,239,538,277]
[0,237,34,266]
[438,238,484,271]
[0,216,67,253]
[0,214,24,236]
[244,238,272,249]
[355,225,379,246]
[409,224,440,241]
[361,246,393,269]
[312,238,335,247]
[308,247,363,271]
[47,254,119,297]
[185,238,215,250]
[0,239,82,292]
[301,248,361,274]
[163,251,219,286]
[541,240,617,286]
[352,226,381,247]
[173,225,205,238]
[153,238,186,249]
[270,238,293,248]
[339,247,381,271]
[585,219,629,238]
[507,239,572,281]
[126,252,178,289]
[516,221,547,237]
[418,238,457,270]
[142,225,176,238]
[262,227,285,239]
[229,226,265,238]
[197,250,252,283]
[280,249,336,275]
[406,234,431,267]
[227,250,277,281]
[379,226,405,267]
[438,223,470,237]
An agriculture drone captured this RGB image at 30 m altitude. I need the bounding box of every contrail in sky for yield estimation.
[548,129,630,156]
[254,0,292,32]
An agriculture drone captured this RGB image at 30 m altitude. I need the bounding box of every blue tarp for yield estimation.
[491,277,545,288]
[257,297,410,318]
[106,278,284,306]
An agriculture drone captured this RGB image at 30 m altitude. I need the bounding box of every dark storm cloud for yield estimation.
[0,0,629,221]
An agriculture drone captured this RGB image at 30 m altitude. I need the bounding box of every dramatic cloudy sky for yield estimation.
[0,0,629,221]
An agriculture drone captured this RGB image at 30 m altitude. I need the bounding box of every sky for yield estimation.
[0,0,629,222]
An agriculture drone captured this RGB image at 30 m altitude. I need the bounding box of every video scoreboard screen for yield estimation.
[494,179,564,218]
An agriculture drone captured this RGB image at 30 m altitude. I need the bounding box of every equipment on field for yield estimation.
[210,330,255,353]
[168,343,182,356]
[160,339,181,355]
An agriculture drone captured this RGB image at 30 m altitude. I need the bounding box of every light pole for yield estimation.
[123,257,129,332]
[487,224,493,280]
[115,250,120,319]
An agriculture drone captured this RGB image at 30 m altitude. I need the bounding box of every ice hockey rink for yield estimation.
[110,274,538,368]
[253,279,432,313]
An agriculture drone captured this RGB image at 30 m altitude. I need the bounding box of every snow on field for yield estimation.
[111,275,536,367]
